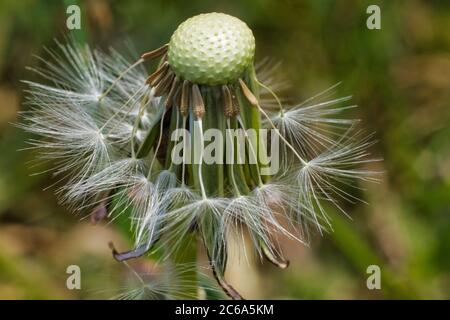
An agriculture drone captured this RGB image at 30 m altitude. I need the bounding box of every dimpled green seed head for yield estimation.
[168,13,255,86]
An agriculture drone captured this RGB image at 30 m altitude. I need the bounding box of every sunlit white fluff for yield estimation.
[100,49,163,130]
[255,58,290,110]
[20,99,112,186]
[268,84,359,160]
[162,196,229,269]
[222,193,294,262]
[113,173,155,223]
[251,182,323,242]
[64,157,146,209]
[20,40,160,210]
[133,170,177,249]
[111,262,222,300]
[24,40,107,106]
[292,129,380,231]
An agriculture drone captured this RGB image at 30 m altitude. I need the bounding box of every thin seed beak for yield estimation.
[146,61,169,86]
[238,78,259,107]
[154,71,175,97]
[165,76,180,108]
[141,44,169,61]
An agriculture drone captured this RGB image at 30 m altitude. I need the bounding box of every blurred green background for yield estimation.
[0,0,449,299]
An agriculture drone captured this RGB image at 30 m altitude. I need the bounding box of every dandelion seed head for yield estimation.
[19,14,380,299]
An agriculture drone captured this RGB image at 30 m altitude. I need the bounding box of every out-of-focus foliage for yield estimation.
[0,0,449,299]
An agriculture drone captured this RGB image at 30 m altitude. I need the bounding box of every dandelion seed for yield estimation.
[294,129,380,231]
[24,40,106,106]
[269,84,358,159]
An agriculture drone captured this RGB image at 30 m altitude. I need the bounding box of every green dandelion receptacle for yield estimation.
[168,13,255,85]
